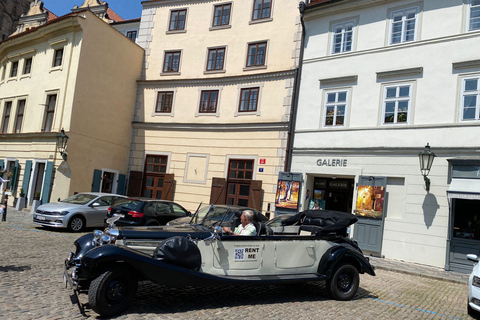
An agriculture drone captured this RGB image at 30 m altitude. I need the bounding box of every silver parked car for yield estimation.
[33,192,126,232]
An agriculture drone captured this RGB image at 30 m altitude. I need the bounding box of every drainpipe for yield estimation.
[285,1,306,172]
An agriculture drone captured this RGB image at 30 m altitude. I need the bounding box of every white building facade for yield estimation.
[293,0,480,272]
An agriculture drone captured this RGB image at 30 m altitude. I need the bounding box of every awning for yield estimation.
[447,179,480,200]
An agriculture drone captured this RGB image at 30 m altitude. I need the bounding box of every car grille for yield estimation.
[33,218,56,225]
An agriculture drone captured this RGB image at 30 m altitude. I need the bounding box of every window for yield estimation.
[390,7,418,44]
[23,58,32,74]
[53,48,64,67]
[14,100,25,133]
[163,51,181,73]
[331,21,354,54]
[324,91,347,127]
[1,64,5,81]
[155,92,174,113]
[213,3,231,27]
[382,84,411,124]
[207,47,225,71]
[227,159,254,207]
[169,9,187,31]
[126,31,137,42]
[239,87,259,112]
[470,0,480,31]
[252,0,271,20]
[43,94,57,132]
[1,101,12,133]
[246,42,267,67]
[199,90,219,113]
[10,61,18,78]
[461,77,480,121]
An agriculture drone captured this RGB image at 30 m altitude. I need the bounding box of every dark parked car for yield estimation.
[105,198,191,226]
[64,206,375,317]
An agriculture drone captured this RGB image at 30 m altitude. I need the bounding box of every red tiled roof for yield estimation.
[46,10,59,21]
[106,7,124,22]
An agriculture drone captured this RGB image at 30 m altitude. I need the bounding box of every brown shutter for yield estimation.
[127,171,143,197]
[210,177,227,204]
[162,173,175,201]
[248,180,263,211]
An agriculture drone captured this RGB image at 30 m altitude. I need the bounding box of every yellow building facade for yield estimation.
[128,0,302,213]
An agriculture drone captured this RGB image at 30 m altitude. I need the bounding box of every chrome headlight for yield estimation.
[92,230,117,246]
[56,211,70,216]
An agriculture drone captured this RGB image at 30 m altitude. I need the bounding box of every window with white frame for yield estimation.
[331,21,354,54]
[324,90,348,127]
[382,84,411,124]
[1,101,12,133]
[469,0,480,31]
[461,77,480,121]
[390,7,418,44]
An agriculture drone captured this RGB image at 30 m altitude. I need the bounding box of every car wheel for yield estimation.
[327,263,359,300]
[88,267,137,317]
[145,219,160,226]
[67,215,85,232]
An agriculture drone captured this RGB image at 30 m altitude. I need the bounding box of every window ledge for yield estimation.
[249,18,273,25]
[243,65,267,72]
[160,72,181,76]
[204,70,226,75]
[7,77,17,82]
[209,25,231,31]
[166,29,187,35]
[453,60,480,70]
[376,67,422,80]
[19,74,31,80]
[152,112,175,117]
[234,111,261,117]
[319,75,357,86]
[49,66,63,73]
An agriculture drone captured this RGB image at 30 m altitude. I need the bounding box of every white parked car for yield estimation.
[468,253,480,317]
[33,192,126,232]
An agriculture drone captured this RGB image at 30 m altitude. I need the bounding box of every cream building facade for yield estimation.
[0,2,143,208]
[128,0,302,212]
[293,0,480,272]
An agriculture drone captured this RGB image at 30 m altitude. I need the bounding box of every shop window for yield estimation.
[452,198,480,240]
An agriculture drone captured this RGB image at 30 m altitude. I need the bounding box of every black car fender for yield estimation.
[317,245,376,278]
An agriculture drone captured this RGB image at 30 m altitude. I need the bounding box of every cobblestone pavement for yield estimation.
[0,207,473,319]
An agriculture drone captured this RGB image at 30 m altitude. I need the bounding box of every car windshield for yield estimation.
[61,193,97,205]
[265,214,293,227]
[113,198,144,211]
[193,205,234,225]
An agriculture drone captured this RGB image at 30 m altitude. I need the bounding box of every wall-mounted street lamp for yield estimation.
[419,143,436,192]
[56,129,69,161]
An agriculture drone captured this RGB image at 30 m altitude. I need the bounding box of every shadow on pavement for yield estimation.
[0,265,31,272]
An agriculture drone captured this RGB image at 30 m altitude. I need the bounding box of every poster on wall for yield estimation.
[355,185,385,220]
[275,180,300,210]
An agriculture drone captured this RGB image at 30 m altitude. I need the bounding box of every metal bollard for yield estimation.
[2,195,7,221]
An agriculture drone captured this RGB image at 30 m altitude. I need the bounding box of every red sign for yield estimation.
[260,159,266,164]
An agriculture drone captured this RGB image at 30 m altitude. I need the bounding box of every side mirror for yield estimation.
[187,211,192,216]
[91,202,100,207]
[467,254,479,262]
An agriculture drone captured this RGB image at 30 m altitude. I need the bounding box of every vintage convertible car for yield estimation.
[64,205,375,317]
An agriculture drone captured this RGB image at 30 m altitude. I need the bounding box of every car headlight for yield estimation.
[56,211,70,216]
[473,275,480,288]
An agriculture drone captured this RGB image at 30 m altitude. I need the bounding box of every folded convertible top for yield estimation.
[281,209,358,233]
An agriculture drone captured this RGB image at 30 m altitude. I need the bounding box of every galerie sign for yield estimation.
[317,159,348,167]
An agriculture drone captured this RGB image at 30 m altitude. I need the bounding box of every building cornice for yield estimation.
[305,0,400,20]
[132,121,289,132]
[0,132,59,141]
[137,70,296,87]
[303,30,480,65]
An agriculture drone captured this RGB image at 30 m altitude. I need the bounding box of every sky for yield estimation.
[41,0,143,20]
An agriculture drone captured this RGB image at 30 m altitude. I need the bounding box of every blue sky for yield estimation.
[42,0,143,20]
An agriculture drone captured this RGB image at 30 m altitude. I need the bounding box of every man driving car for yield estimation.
[223,210,256,236]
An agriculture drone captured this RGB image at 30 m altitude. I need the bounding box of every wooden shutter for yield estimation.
[91,169,102,192]
[209,177,227,205]
[248,180,263,211]
[117,174,126,195]
[0,160,3,170]
[22,160,32,194]
[41,162,54,204]
[127,171,143,197]
[162,173,175,201]
[11,160,19,191]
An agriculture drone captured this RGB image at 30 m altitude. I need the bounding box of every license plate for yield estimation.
[36,215,46,221]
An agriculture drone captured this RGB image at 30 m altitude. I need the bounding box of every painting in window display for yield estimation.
[355,185,385,219]
[309,190,325,210]
[275,180,300,210]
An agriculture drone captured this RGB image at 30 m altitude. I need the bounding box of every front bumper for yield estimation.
[64,252,80,291]
[33,214,68,228]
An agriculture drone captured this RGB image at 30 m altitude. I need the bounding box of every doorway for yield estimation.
[28,161,46,206]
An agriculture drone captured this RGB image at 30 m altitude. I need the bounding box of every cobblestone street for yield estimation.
[0,210,472,320]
